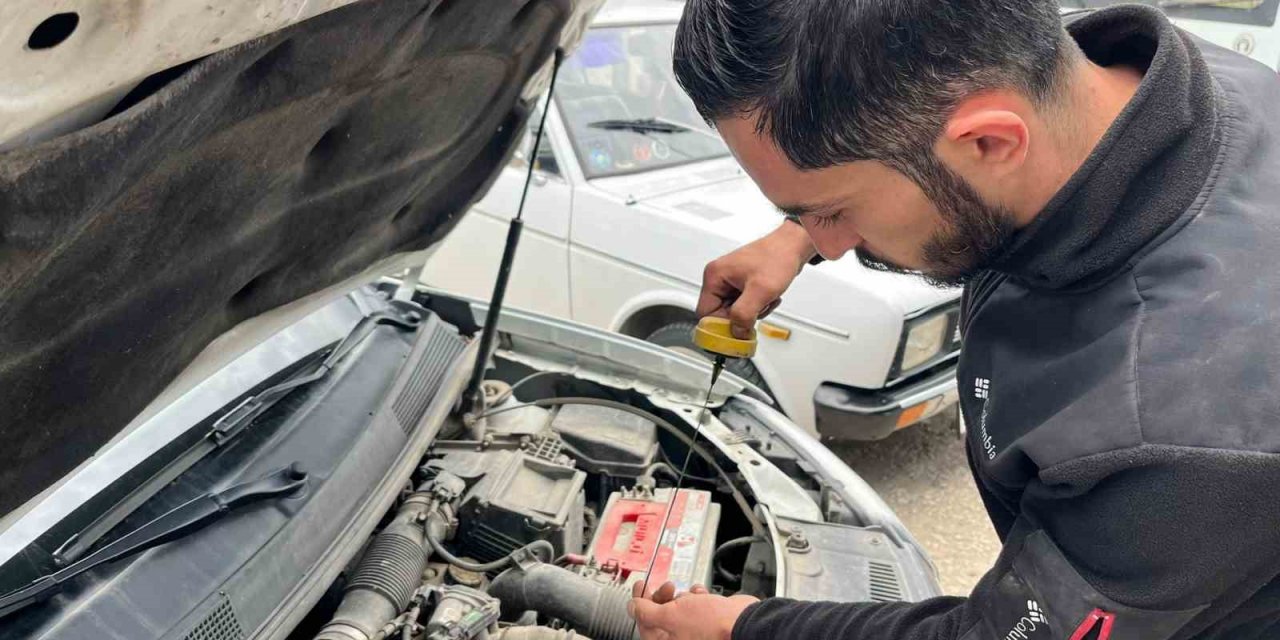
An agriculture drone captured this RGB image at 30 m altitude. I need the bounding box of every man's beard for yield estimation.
[857,156,1018,288]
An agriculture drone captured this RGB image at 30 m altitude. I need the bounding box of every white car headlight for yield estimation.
[899,312,950,373]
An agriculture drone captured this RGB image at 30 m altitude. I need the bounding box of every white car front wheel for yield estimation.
[645,321,775,400]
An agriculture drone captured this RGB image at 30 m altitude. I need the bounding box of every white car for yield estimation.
[423,0,963,440]
[1063,2,1279,70]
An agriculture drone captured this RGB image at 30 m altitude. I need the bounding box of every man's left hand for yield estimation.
[628,581,759,640]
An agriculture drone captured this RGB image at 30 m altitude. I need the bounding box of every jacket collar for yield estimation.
[990,5,1221,290]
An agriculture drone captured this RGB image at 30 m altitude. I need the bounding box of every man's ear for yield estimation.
[938,93,1031,175]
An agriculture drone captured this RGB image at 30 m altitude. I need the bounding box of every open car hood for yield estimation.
[0,0,602,517]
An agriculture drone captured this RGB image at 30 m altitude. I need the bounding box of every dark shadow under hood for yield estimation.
[0,0,599,516]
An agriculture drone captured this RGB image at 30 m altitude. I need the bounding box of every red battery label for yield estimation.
[591,488,716,596]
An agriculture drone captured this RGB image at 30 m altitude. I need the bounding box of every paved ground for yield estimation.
[827,413,1002,596]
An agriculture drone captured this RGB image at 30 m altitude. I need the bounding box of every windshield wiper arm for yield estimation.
[206,305,421,446]
[587,117,690,134]
[51,304,421,567]
[0,465,308,620]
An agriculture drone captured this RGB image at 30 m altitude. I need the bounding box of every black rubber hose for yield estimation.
[713,536,763,583]
[316,498,431,640]
[642,462,677,481]
[475,397,764,537]
[424,513,555,573]
[490,370,567,405]
[495,627,592,640]
[488,563,637,640]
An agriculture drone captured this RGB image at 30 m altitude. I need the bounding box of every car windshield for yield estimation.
[1061,1,1278,26]
[556,24,730,179]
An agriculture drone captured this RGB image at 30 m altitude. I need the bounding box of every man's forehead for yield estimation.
[715,115,791,173]
[715,115,857,212]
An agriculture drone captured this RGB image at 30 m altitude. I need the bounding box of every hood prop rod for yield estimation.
[463,49,564,415]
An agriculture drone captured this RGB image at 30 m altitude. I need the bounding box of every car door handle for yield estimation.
[531,173,549,187]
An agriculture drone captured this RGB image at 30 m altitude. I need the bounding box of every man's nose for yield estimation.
[808,227,861,262]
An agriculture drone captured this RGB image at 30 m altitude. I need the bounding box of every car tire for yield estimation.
[645,321,775,398]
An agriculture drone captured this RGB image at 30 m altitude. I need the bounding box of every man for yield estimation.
[628,1,1280,639]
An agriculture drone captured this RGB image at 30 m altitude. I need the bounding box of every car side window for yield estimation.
[511,110,560,177]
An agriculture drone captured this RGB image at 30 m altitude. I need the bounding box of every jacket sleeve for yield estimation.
[732,444,1280,640]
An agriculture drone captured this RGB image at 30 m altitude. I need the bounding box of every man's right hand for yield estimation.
[697,221,817,339]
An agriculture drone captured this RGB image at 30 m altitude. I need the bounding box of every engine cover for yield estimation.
[550,404,658,476]
[589,487,720,595]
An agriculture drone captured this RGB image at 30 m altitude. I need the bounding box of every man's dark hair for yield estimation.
[675,0,1076,286]
[673,0,1074,179]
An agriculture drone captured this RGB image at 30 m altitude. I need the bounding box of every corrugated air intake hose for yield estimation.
[315,494,436,640]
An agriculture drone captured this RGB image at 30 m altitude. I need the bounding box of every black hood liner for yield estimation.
[0,0,573,515]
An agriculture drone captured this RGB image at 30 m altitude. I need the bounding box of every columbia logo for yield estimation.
[974,377,990,400]
[1028,601,1046,625]
[1002,600,1048,640]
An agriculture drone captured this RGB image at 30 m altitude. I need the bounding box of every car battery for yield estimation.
[588,487,720,596]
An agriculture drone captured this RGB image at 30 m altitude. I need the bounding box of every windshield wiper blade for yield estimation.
[587,117,690,134]
[0,465,308,620]
[50,304,421,567]
[1158,0,1255,7]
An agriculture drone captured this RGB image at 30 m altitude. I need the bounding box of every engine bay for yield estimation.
[0,293,935,640]
[284,296,940,640]
[304,370,766,640]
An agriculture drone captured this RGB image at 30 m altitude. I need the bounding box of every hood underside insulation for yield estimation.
[0,0,580,515]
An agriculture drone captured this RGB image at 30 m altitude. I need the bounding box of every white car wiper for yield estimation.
[48,304,421,566]
[0,464,308,620]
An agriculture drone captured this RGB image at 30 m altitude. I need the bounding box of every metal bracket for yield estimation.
[508,545,544,571]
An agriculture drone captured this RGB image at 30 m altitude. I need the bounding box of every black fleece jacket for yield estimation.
[734,6,1280,640]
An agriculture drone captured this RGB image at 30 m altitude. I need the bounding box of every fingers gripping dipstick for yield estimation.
[631,317,758,633]
[693,316,759,360]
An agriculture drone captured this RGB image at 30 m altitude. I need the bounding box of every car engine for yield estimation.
[305,380,745,640]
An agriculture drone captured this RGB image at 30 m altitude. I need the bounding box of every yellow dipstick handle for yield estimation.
[692,316,758,359]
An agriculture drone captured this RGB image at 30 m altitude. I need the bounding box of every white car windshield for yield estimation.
[556,24,730,178]
[1061,1,1278,26]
